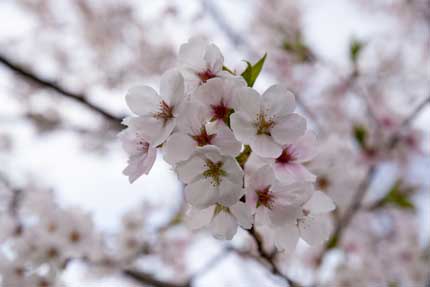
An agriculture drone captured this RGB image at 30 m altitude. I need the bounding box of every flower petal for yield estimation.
[185,178,218,208]
[230,112,256,144]
[160,69,185,108]
[290,131,318,163]
[236,87,261,119]
[184,205,215,230]
[252,135,283,158]
[176,156,206,184]
[262,85,296,117]
[302,191,336,214]
[211,124,242,156]
[163,132,196,165]
[274,223,299,252]
[271,113,307,145]
[204,44,224,73]
[210,210,237,240]
[126,86,161,117]
[178,36,207,71]
[230,202,253,229]
[299,215,331,246]
[273,162,316,183]
[218,179,243,207]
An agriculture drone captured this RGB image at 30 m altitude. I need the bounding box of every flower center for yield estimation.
[154,100,174,124]
[69,230,81,243]
[203,160,226,186]
[317,176,330,190]
[135,134,150,152]
[191,126,216,146]
[198,69,216,83]
[276,147,296,164]
[211,102,231,122]
[255,113,274,135]
[214,204,229,215]
[256,186,274,209]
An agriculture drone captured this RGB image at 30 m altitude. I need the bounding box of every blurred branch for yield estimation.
[123,269,190,287]
[317,94,430,264]
[247,227,302,287]
[0,54,123,129]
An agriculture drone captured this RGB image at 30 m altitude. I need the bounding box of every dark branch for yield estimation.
[247,227,302,287]
[123,269,190,287]
[0,53,123,129]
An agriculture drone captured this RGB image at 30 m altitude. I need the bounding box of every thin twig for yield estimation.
[247,227,302,287]
[0,53,123,129]
[123,269,190,287]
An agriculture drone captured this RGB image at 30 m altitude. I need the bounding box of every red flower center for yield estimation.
[211,102,230,121]
[276,147,296,164]
[192,126,216,146]
[198,70,216,83]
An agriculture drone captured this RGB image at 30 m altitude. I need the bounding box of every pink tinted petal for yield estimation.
[246,165,276,191]
[269,205,301,226]
[176,156,206,183]
[245,189,258,213]
[194,78,223,106]
[274,162,316,183]
[123,147,156,184]
[271,113,307,145]
[178,37,207,71]
[236,87,261,118]
[272,182,314,206]
[290,131,318,163]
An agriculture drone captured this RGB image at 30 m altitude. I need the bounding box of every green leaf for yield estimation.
[350,39,364,64]
[241,53,267,87]
[378,181,415,210]
[235,145,252,168]
[326,233,339,249]
[222,65,235,75]
[353,125,367,149]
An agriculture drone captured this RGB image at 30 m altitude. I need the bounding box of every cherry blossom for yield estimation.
[230,85,307,158]
[119,127,157,183]
[124,69,186,146]
[163,102,241,165]
[177,37,236,92]
[273,190,335,251]
[245,165,314,226]
[176,146,244,208]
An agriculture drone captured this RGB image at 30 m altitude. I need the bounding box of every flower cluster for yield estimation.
[121,37,335,251]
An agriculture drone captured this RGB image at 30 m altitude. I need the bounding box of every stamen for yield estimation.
[255,113,274,135]
[198,70,216,83]
[202,160,226,186]
[276,147,296,164]
[154,100,174,124]
[256,186,274,209]
[191,126,216,146]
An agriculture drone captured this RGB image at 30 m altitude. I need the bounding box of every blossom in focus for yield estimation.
[119,127,157,183]
[163,102,241,164]
[245,165,314,226]
[178,37,236,92]
[124,69,186,146]
[230,85,307,158]
[176,146,244,208]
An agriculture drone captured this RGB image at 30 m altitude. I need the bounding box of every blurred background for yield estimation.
[0,0,429,286]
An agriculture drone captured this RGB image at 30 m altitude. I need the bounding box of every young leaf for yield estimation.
[241,53,267,87]
[353,125,367,149]
[377,181,415,210]
[350,39,364,64]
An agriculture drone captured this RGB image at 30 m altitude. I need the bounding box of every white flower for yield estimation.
[163,102,241,164]
[245,165,314,226]
[119,127,157,183]
[184,202,253,240]
[273,190,335,252]
[125,69,186,146]
[176,146,244,209]
[193,77,246,124]
[230,85,307,158]
[178,37,234,92]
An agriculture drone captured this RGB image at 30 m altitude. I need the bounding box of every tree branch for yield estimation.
[0,53,123,129]
[247,227,302,287]
[123,269,190,287]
